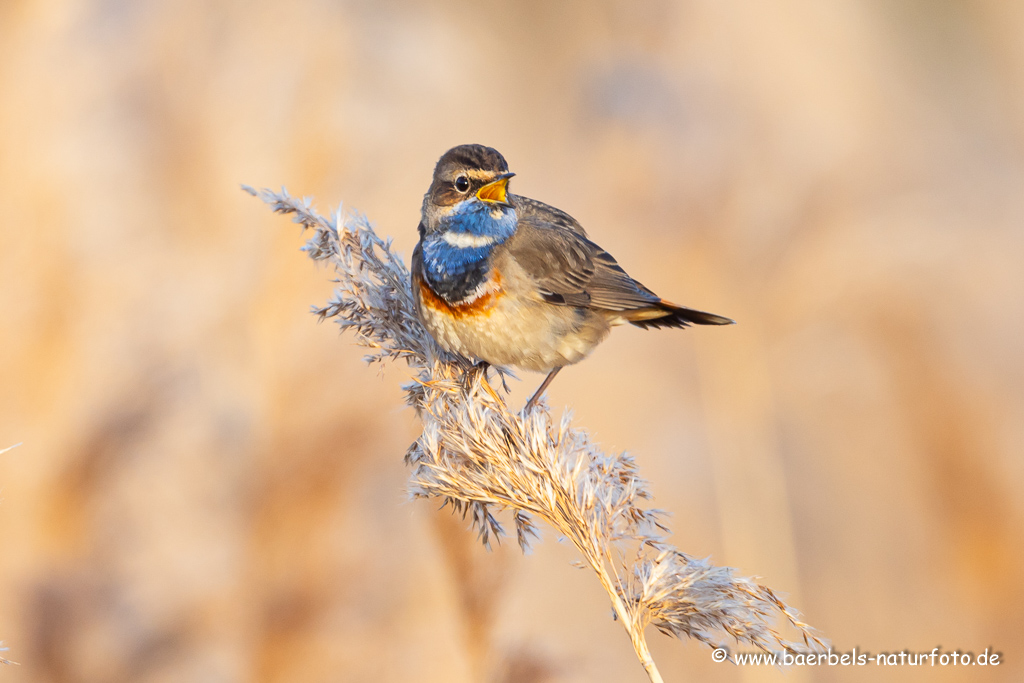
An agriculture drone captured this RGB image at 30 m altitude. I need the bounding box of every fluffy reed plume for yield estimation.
[246,186,825,681]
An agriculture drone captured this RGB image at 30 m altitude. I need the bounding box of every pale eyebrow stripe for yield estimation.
[464,169,500,181]
[442,231,499,248]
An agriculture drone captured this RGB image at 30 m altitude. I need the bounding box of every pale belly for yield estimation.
[414,274,610,372]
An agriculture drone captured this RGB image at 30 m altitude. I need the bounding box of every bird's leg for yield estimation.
[494,367,512,395]
[476,361,491,381]
[471,361,508,406]
[469,361,492,393]
[524,367,563,412]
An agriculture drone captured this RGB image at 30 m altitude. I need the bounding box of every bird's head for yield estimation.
[421,144,516,238]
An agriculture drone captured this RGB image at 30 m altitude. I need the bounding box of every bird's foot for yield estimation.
[523,367,563,413]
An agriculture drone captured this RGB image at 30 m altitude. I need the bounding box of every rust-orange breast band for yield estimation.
[417,271,504,319]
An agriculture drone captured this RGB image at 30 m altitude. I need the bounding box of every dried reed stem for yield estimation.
[247,186,826,680]
[1,446,18,665]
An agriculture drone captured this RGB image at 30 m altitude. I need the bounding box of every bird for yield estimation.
[411,144,734,410]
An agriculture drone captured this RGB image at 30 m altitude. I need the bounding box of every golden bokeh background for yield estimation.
[2,1,1022,681]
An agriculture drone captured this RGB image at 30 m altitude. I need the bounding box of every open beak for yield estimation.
[476,172,515,205]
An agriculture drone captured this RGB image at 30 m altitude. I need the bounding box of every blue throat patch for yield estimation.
[422,201,517,302]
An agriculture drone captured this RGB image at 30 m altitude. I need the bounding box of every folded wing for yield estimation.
[508,212,733,328]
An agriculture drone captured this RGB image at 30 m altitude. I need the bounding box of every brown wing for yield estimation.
[506,216,663,311]
[507,200,734,327]
[512,195,589,237]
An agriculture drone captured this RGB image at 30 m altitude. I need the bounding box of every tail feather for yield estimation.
[626,300,734,329]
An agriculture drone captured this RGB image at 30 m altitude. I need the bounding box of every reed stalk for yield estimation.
[247,186,825,680]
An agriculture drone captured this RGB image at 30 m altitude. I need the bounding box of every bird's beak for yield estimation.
[476,172,515,205]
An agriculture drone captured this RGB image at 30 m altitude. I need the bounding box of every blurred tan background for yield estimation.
[2,1,1023,681]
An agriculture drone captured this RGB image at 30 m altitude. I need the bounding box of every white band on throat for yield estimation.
[441,231,498,248]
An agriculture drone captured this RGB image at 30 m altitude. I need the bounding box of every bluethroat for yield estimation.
[412,144,734,409]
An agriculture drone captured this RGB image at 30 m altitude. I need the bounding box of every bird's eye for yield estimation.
[454,175,470,193]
